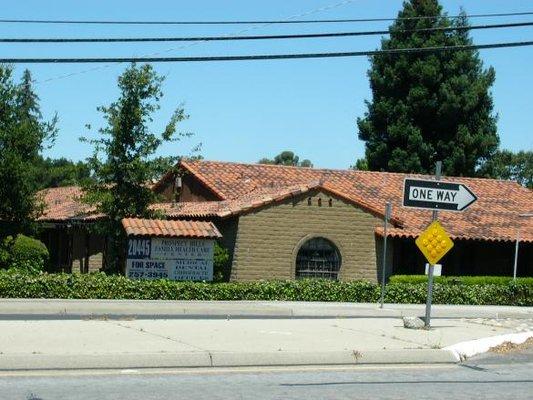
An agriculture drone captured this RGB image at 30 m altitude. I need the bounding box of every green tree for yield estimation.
[0,67,57,235]
[352,158,369,171]
[17,70,58,149]
[82,64,192,273]
[34,157,93,189]
[258,150,313,167]
[357,1,499,176]
[480,150,532,188]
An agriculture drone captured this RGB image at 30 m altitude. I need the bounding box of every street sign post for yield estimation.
[403,178,477,212]
[402,163,479,329]
[379,202,392,309]
[403,165,477,329]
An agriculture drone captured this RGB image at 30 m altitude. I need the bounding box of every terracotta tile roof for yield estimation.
[154,183,322,219]
[38,160,533,243]
[154,181,403,225]
[175,160,533,243]
[122,218,221,238]
[37,186,101,222]
[154,201,226,218]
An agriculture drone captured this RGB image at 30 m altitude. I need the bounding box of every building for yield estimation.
[38,159,533,280]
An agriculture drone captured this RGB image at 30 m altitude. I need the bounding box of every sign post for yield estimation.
[513,228,520,280]
[425,161,441,328]
[402,162,477,329]
[513,214,533,279]
[417,220,454,327]
[379,202,392,309]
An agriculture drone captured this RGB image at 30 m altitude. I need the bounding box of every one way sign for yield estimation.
[403,178,477,212]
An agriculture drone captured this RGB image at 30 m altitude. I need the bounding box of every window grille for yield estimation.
[296,237,341,280]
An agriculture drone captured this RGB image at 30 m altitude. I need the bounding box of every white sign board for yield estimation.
[126,237,214,281]
[403,178,477,212]
[425,263,442,277]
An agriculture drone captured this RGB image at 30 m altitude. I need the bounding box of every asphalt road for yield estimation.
[1,349,532,400]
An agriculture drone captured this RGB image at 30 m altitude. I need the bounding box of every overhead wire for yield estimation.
[31,0,357,84]
[2,40,532,63]
[1,11,532,25]
[19,1,532,84]
[2,21,532,43]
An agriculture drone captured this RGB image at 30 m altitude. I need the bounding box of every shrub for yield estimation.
[0,236,13,269]
[389,275,533,286]
[384,282,531,306]
[385,275,533,306]
[0,271,380,302]
[213,242,231,282]
[6,234,49,274]
[0,270,530,305]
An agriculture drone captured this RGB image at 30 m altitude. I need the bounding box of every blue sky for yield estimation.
[2,0,533,168]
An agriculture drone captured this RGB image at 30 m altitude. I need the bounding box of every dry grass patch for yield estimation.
[489,337,533,354]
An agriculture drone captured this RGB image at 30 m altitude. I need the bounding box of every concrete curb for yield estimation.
[210,350,458,367]
[0,349,459,371]
[0,299,531,320]
[443,331,533,361]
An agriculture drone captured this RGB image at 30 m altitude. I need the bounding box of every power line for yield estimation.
[2,21,532,43]
[34,0,356,84]
[1,11,533,25]
[3,40,532,64]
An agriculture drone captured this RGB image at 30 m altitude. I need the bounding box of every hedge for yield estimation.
[0,269,378,302]
[390,275,533,286]
[384,282,531,306]
[0,270,531,305]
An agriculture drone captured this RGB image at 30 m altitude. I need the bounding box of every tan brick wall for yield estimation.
[71,252,102,273]
[230,190,381,282]
[70,230,105,273]
[87,252,103,272]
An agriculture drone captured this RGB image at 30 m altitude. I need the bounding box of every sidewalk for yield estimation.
[1,299,532,319]
[0,301,531,370]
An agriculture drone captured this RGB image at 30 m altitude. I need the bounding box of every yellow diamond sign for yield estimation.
[415,220,454,265]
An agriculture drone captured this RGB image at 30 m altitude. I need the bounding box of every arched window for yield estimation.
[295,237,341,280]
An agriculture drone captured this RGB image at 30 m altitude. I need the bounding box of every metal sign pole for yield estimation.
[513,228,520,280]
[380,202,392,308]
[425,161,442,329]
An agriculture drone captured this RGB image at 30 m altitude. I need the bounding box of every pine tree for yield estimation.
[0,67,56,235]
[357,0,499,176]
[17,69,57,153]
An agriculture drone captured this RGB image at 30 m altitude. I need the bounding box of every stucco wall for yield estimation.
[230,190,381,282]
